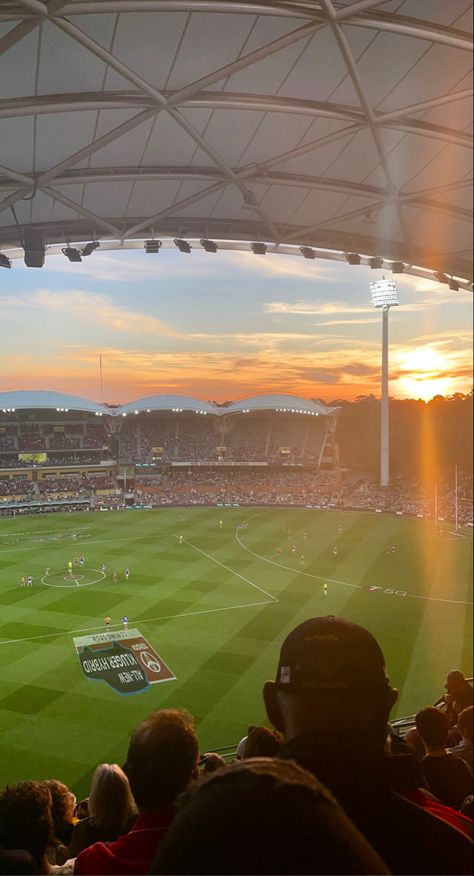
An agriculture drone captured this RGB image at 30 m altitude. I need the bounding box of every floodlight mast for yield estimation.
[370,279,400,487]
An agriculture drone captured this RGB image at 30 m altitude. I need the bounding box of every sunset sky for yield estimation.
[1,247,472,406]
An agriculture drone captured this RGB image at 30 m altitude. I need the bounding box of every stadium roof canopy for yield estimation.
[0,1,472,288]
[117,392,339,415]
[224,394,340,415]
[0,389,106,414]
[118,394,218,415]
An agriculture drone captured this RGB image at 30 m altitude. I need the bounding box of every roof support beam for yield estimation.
[0,108,157,216]
[319,0,414,259]
[42,187,123,237]
[51,16,281,241]
[16,0,48,15]
[39,2,474,51]
[0,92,470,149]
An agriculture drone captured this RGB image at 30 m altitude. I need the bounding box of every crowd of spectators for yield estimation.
[335,473,473,525]
[0,478,35,497]
[0,619,471,875]
[134,469,340,507]
[118,415,328,465]
[0,422,107,458]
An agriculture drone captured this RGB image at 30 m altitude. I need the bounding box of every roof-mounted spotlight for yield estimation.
[144,239,162,254]
[300,246,316,260]
[368,257,383,270]
[251,242,267,255]
[200,239,218,253]
[82,241,100,257]
[344,252,361,265]
[448,277,460,291]
[0,253,12,269]
[174,238,191,254]
[390,261,404,274]
[434,271,449,284]
[62,246,82,263]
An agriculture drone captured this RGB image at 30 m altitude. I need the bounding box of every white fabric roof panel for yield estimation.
[0,0,471,285]
[0,390,105,414]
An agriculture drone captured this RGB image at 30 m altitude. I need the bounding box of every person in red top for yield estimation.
[74,709,199,875]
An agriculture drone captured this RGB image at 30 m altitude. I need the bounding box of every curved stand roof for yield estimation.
[0,1,472,286]
[0,390,340,417]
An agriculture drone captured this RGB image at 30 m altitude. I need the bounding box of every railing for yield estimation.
[391,679,473,736]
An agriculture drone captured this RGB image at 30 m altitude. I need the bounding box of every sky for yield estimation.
[0,246,472,406]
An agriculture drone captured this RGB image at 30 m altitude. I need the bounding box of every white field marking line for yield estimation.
[0,525,92,537]
[236,522,473,606]
[0,600,274,647]
[174,534,278,602]
[406,593,473,606]
[0,535,149,555]
[40,568,106,589]
[235,527,358,589]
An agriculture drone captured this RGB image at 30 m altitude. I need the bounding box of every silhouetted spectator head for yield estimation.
[88,763,137,831]
[415,707,449,750]
[42,779,76,845]
[124,708,199,812]
[242,726,282,759]
[150,758,389,875]
[445,671,468,694]
[263,616,397,747]
[458,706,473,743]
[0,781,53,873]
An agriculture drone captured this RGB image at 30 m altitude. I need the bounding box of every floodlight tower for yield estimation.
[370,278,400,486]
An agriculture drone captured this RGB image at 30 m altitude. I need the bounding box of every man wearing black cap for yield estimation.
[263,616,473,875]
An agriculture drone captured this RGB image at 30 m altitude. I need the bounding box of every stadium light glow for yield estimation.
[174,239,191,254]
[345,253,361,265]
[62,246,82,263]
[81,241,100,257]
[370,278,399,309]
[251,242,267,255]
[200,239,218,253]
[0,253,12,269]
[300,246,316,259]
[368,257,383,270]
[144,239,161,254]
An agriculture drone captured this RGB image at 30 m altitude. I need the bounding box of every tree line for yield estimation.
[330,392,473,478]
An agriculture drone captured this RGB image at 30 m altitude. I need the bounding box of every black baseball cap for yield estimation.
[275,616,390,693]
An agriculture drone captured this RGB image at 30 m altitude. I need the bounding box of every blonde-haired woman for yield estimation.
[69,764,137,857]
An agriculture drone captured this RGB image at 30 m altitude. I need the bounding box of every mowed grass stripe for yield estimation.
[0,507,471,795]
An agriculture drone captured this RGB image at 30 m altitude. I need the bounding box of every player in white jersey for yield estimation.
[79,556,85,566]
[124,568,130,579]
[27,576,33,588]
[122,615,129,630]
[178,535,184,544]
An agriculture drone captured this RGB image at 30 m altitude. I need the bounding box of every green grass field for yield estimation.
[0,506,472,798]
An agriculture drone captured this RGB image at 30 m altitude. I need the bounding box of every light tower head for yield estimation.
[370,278,399,309]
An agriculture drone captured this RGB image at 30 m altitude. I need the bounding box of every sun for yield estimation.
[394,346,455,401]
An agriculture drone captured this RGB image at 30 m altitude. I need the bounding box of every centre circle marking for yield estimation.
[41,568,106,589]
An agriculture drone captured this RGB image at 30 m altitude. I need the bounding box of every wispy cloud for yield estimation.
[0,289,176,337]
